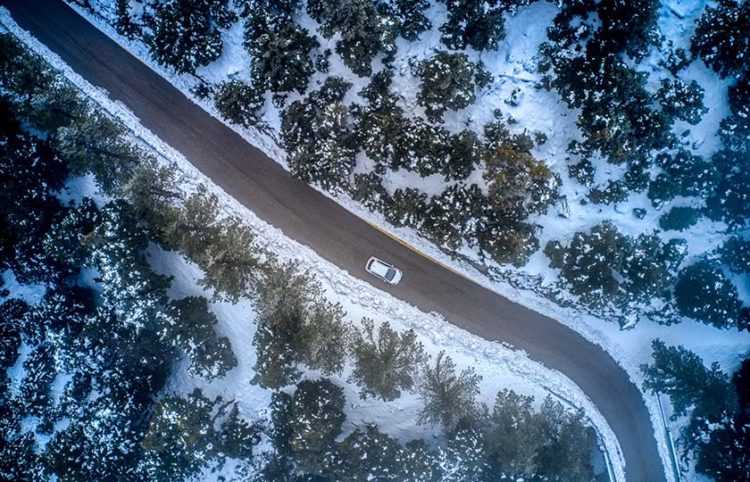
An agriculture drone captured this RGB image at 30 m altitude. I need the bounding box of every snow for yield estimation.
[0,8,628,480]
[4,1,749,479]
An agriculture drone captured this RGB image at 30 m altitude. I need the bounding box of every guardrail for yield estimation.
[656,393,682,482]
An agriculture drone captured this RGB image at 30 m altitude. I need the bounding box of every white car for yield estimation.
[365,257,403,285]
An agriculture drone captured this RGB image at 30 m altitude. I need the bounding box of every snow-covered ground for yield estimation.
[4,1,749,479]
[1,8,628,481]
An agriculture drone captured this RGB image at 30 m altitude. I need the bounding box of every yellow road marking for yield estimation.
[364,220,475,283]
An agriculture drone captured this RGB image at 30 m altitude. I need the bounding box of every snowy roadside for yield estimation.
[0,8,633,482]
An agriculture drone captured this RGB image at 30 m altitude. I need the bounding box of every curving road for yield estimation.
[1,1,666,480]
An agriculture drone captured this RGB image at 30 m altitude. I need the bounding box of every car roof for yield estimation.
[369,259,390,277]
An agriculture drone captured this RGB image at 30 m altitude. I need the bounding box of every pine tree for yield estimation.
[141,389,221,480]
[423,184,486,250]
[349,318,427,401]
[253,262,347,388]
[418,352,481,428]
[159,185,223,260]
[386,0,431,41]
[55,110,142,194]
[384,188,428,229]
[281,77,356,192]
[705,148,750,228]
[439,419,488,481]
[198,217,262,302]
[485,389,542,476]
[163,296,238,380]
[439,0,506,51]
[658,206,702,232]
[534,397,596,481]
[641,340,737,421]
[115,0,139,38]
[286,379,346,474]
[214,80,264,127]
[674,260,742,329]
[218,404,263,461]
[307,0,397,77]
[243,2,319,95]
[691,0,750,78]
[720,237,750,275]
[118,157,182,227]
[331,424,404,481]
[483,122,558,221]
[656,78,707,125]
[544,222,632,310]
[399,440,442,481]
[417,51,477,121]
[144,0,235,74]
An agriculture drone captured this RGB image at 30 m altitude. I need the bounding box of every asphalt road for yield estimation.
[1,1,667,480]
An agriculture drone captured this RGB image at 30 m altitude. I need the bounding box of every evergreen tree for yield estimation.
[253,263,347,388]
[439,419,489,481]
[705,148,750,228]
[159,185,223,260]
[281,77,357,192]
[286,379,346,474]
[417,51,477,121]
[114,0,139,38]
[384,188,428,229]
[656,78,707,125]
[385,0,431,41]
[695,412,750,482]
[331,424,404,481]
[440,0,506,51]
[163,296,238,380]
[483,122,558,221]
[0,299,27,373]
[55,110,142,194]
[117,158,182,228]
[485,389,542,476]
[720,237,750,274]
[243,1,319,95]
[418,352,481,428]
[641,340,737,422]
[144,0,235,74]
[544,222,631,309]
[423,184,486,250]
[307,0,397,77]
[218,404,263,461]
[596,0,659,58]
[658,206,701,231]
[198,218,262,302]
[400,439,442,482]
[719,74,750,154]
[648,149,717,208]
[691,0,750,78]
[674,260,742,329]
[214,79,264,127]
[141,389,221,480]
[349,318,427,401]
[534,397,595,481]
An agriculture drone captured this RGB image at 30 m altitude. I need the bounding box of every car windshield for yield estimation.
[385,268,396,281]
